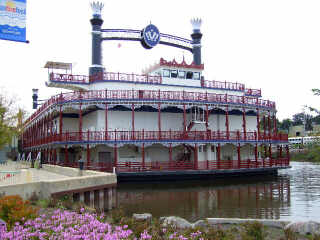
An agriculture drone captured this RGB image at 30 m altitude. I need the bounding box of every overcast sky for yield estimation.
[1,0,320,120]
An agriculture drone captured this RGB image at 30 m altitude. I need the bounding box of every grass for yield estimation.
[290,145,320,163]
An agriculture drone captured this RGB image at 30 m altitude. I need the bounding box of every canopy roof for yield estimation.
[44,61,72,70]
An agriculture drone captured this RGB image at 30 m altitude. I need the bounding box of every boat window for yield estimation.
[178,70,186,78]
[171,70,178,78]
[186,71,193,79]
[193,72,200,80]
[163,69,170,77]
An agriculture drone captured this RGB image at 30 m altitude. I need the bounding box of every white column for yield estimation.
[80,192,84,203]
[99,190,104,211]
[108,188,113,210]
[90,191,94,208]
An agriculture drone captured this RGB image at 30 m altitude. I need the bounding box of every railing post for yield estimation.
[142,128,145,141]
[237,130,240,141]
[255,144,258,168]
[194,144,198,170]
[217,144,221,169]
[237,143,241,169]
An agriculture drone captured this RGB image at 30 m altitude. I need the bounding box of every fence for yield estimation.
[57,157,289,173]
[0,170,22,186]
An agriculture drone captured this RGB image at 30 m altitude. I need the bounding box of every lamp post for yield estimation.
[32,88,39,109]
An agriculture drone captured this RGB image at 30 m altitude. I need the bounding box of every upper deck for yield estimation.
[46,58,262,98]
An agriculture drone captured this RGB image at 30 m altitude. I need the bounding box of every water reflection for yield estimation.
[281,162,320,221]
[117,176,290,222]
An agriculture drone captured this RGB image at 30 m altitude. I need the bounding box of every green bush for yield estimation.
[241,221,267,240]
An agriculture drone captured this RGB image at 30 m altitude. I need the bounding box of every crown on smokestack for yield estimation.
[191,18,202,31]
[91,1,104,17]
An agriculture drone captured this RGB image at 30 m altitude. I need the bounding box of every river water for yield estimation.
[116,162,320,222]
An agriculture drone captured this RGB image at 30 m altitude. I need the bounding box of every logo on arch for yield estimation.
[141,24,160,49]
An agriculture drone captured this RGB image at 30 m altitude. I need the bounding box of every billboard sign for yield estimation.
[0,0,26,42]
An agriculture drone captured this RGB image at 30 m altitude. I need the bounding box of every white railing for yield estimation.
[0,170,21,186]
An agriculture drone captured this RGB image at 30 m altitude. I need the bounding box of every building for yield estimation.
[21,2,290,180]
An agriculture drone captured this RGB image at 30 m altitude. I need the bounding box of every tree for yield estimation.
[0,91,28,149]
[279,118,292,132]
[292,112,313,131]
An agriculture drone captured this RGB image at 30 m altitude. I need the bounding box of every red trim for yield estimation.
[205,104,209,129]
[23,130,289,148]
[87,144,90,167]
[59,105,63,138]
[105,103,108,140]
[159,57,204,70]
[183,104,186,132]
[269,144,272,166]
[264,145,267,167]
[158,103,161,132]
[142,143,145,169]
[217,144,221,169]
[268,111,271,139]
[202,80,244,91]
[114,144,118,168]
[245,88,262,97]
[255,144,258,167]
[25,90,276,127]
[79,103,82,140]
[225,106,229,139]
[88,158,289,172]
[194,144,198,170]
[131,103,135,138]
[263,116,266,138]
[256,108,260,139]
[242,108,247,140]
[169,143,172,166]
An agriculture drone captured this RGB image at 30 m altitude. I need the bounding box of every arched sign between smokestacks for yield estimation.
[89,1,202,75]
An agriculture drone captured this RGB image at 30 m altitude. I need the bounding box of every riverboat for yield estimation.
[21,2,290,180]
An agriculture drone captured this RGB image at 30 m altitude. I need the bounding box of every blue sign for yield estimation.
[0,0,26,42]
[142,24,160,49]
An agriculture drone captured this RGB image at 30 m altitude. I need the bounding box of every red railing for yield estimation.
[245,88,262,97]
[50,72,162,84]
[201,79,245,91]
[25,89,276,126]
[49,73,89,83]
[23,130,288,148]
[52,158,289,173]
[90,72,162,84]
[50,73,263,98]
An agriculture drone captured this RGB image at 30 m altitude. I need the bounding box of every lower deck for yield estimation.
[25,142,290,181]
